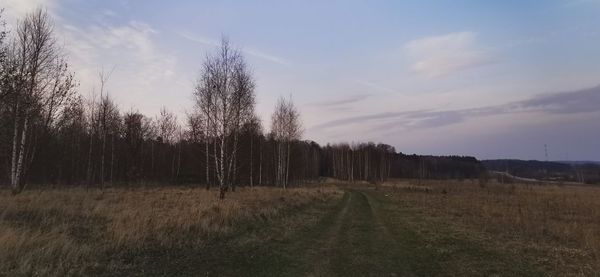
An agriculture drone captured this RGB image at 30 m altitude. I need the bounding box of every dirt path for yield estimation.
[291,188,542,276]
[306,189,413,276]
[124,188,544,276]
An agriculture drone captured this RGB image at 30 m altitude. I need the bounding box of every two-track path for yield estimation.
[238,188,542,276]
[129,188,543,276]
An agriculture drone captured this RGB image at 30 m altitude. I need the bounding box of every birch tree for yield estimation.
[0,9,8,103]
[193,38,255,199]
[271,96,302,189]
[6,9,77,194]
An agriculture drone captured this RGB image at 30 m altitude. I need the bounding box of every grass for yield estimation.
[381,179,600,276]
[229,187,543,276]
[0,186,342,276]
[2,180,598,276]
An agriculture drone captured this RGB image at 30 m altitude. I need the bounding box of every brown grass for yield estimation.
[382,179,600,276]
[0,186,341,276]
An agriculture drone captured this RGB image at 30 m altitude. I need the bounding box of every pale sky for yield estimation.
[2,0,600,160]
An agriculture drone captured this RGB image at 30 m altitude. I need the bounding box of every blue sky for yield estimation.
[3,0,600,160]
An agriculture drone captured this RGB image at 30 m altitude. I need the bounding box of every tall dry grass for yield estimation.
[383,180,600,275]
[0,186,341,276]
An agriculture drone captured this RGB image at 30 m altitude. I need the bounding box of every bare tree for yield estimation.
[156,106,178,182]
[6,9,76,194]
[156,106,177,144]
[193,38,255,199]
[271,95,302,189]
[185,110,210,188]
[97,69,115,190]
[0,9,9,103]
[241,114,262,188]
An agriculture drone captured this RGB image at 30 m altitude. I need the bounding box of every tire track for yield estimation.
[307,191,353,276]
[315,189,412,276]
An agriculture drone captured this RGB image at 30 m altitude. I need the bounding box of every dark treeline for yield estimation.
[319,143,483,181]
[19,112,324,189]
[4,126,483,189]
[483,159,600,184]
[0,9,484,197]
[320,143,395,182]
[391,154,484,180]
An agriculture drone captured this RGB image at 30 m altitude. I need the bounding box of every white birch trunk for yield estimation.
[13,117,29,193]
[10,103,20,190]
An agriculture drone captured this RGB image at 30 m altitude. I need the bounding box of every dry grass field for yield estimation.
[2,181,599,276]
[381,180,600,276]
[0,186,342,276]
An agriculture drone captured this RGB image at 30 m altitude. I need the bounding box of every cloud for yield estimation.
[405,31,494,78]
[516,85,600,114]
[177,31,291,66]
[102,9,117,17]
[309,110,422,131]
[310,85,600,132]
[242,48,291,66]
[306,94,370,107]
[176,31,219,46]
[58,19,187,116]
[1,0,56,26]
[354,80,398,94]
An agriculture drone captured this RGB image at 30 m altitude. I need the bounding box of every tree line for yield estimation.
[483,159,600,184]
[0,9,484,198]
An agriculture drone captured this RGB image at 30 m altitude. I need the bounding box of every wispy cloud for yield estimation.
[306,94,371,107]
[310,85,600,132]
[354,80,398,94]
[242,48,291,66]
[405,31,495,78]
[177,31,291,66]
[59,19,187,115]
[2,0,188,115]
[176,31,220,46]
[2,0,56,25]
[102,9,117,17]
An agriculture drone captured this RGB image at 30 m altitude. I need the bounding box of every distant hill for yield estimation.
[555,160,600,166]
[482,159,600,184]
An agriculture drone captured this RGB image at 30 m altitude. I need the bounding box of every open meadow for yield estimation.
[0,186,342,276]
[2,181,599,276]
[379,180,600,276]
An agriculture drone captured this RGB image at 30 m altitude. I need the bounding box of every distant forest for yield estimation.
[483,160,600,184]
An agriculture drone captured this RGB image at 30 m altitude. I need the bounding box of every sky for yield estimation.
[2,0,600,160]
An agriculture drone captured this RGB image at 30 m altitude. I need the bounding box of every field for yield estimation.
[380,180,600,276]
[0,186,342,276]
[1,181,599,276]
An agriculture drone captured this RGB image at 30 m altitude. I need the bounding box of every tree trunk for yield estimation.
[277,142,282,187]
[10,103,20,191]
[351,150,354,182]
[285,141,290,189]
[219,135,225,198]
[100,122,106,190]
[110,134,114,184]
[12,117,29,194]
[250,135,253,188]
[176,142,182,181]
[171,145,176,183]
[86,125,94,187]
[212,134,219,192]
[139,139,144,183]
[151,140,155,180]
[205,137,210,190]
[259,138,262,186]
